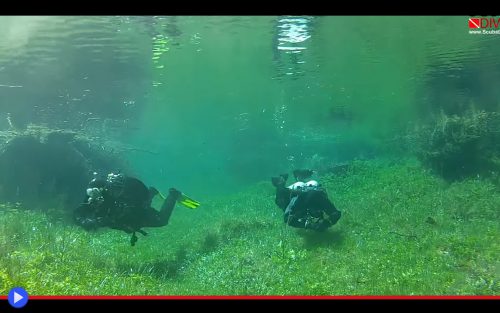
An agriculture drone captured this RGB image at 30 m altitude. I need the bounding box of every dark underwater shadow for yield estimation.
[114,229,222,281]
[116,246,189,280]
[296,228,343,249]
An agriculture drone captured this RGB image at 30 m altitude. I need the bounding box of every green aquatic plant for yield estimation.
[0,158,498,295]
[408,106,500,181]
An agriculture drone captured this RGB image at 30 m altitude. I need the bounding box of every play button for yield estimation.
[8,287,28,308]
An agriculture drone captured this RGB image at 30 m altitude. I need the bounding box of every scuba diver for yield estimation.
[74,173,200,246]
[271,169,341,231]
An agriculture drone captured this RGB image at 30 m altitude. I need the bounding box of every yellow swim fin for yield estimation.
[151,187,200,209]
[178,193,200,209]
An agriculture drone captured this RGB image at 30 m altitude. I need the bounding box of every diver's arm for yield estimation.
[74,203,101,230]
[283,196,307,229]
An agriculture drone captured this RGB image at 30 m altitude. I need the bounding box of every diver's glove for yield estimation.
[79,218,99,231]
[304,216,329,232]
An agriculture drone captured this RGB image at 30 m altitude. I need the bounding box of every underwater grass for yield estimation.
[0,158,498,295]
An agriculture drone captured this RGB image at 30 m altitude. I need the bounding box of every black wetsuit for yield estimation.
[274,177,341,231]
[74,174,180,245]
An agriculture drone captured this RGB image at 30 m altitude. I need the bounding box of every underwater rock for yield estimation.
[0,125,129,212]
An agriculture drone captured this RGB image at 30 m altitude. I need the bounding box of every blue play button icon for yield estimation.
[8,287,29,308]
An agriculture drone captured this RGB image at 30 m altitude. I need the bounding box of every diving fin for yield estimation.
[153,187,200,209]
[178,193,200,209]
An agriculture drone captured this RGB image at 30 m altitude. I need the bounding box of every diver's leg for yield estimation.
[309,190,341,226]
[141,188,181,227]
[158,188,181,224]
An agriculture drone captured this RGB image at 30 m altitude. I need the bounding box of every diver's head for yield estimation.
[89,178,106,189]
[293,169,314,182]
[86,187,102,199]
[86,187,104,205]
[106,172,124,184]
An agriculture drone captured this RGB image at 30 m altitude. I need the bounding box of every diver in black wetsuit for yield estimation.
[74,173,199,246]
[271,169,341,231]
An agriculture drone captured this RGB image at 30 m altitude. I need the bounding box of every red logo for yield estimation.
[468,18,480,28]
[469,17,500,29]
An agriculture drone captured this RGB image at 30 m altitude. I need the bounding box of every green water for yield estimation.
[0,16,499,295]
